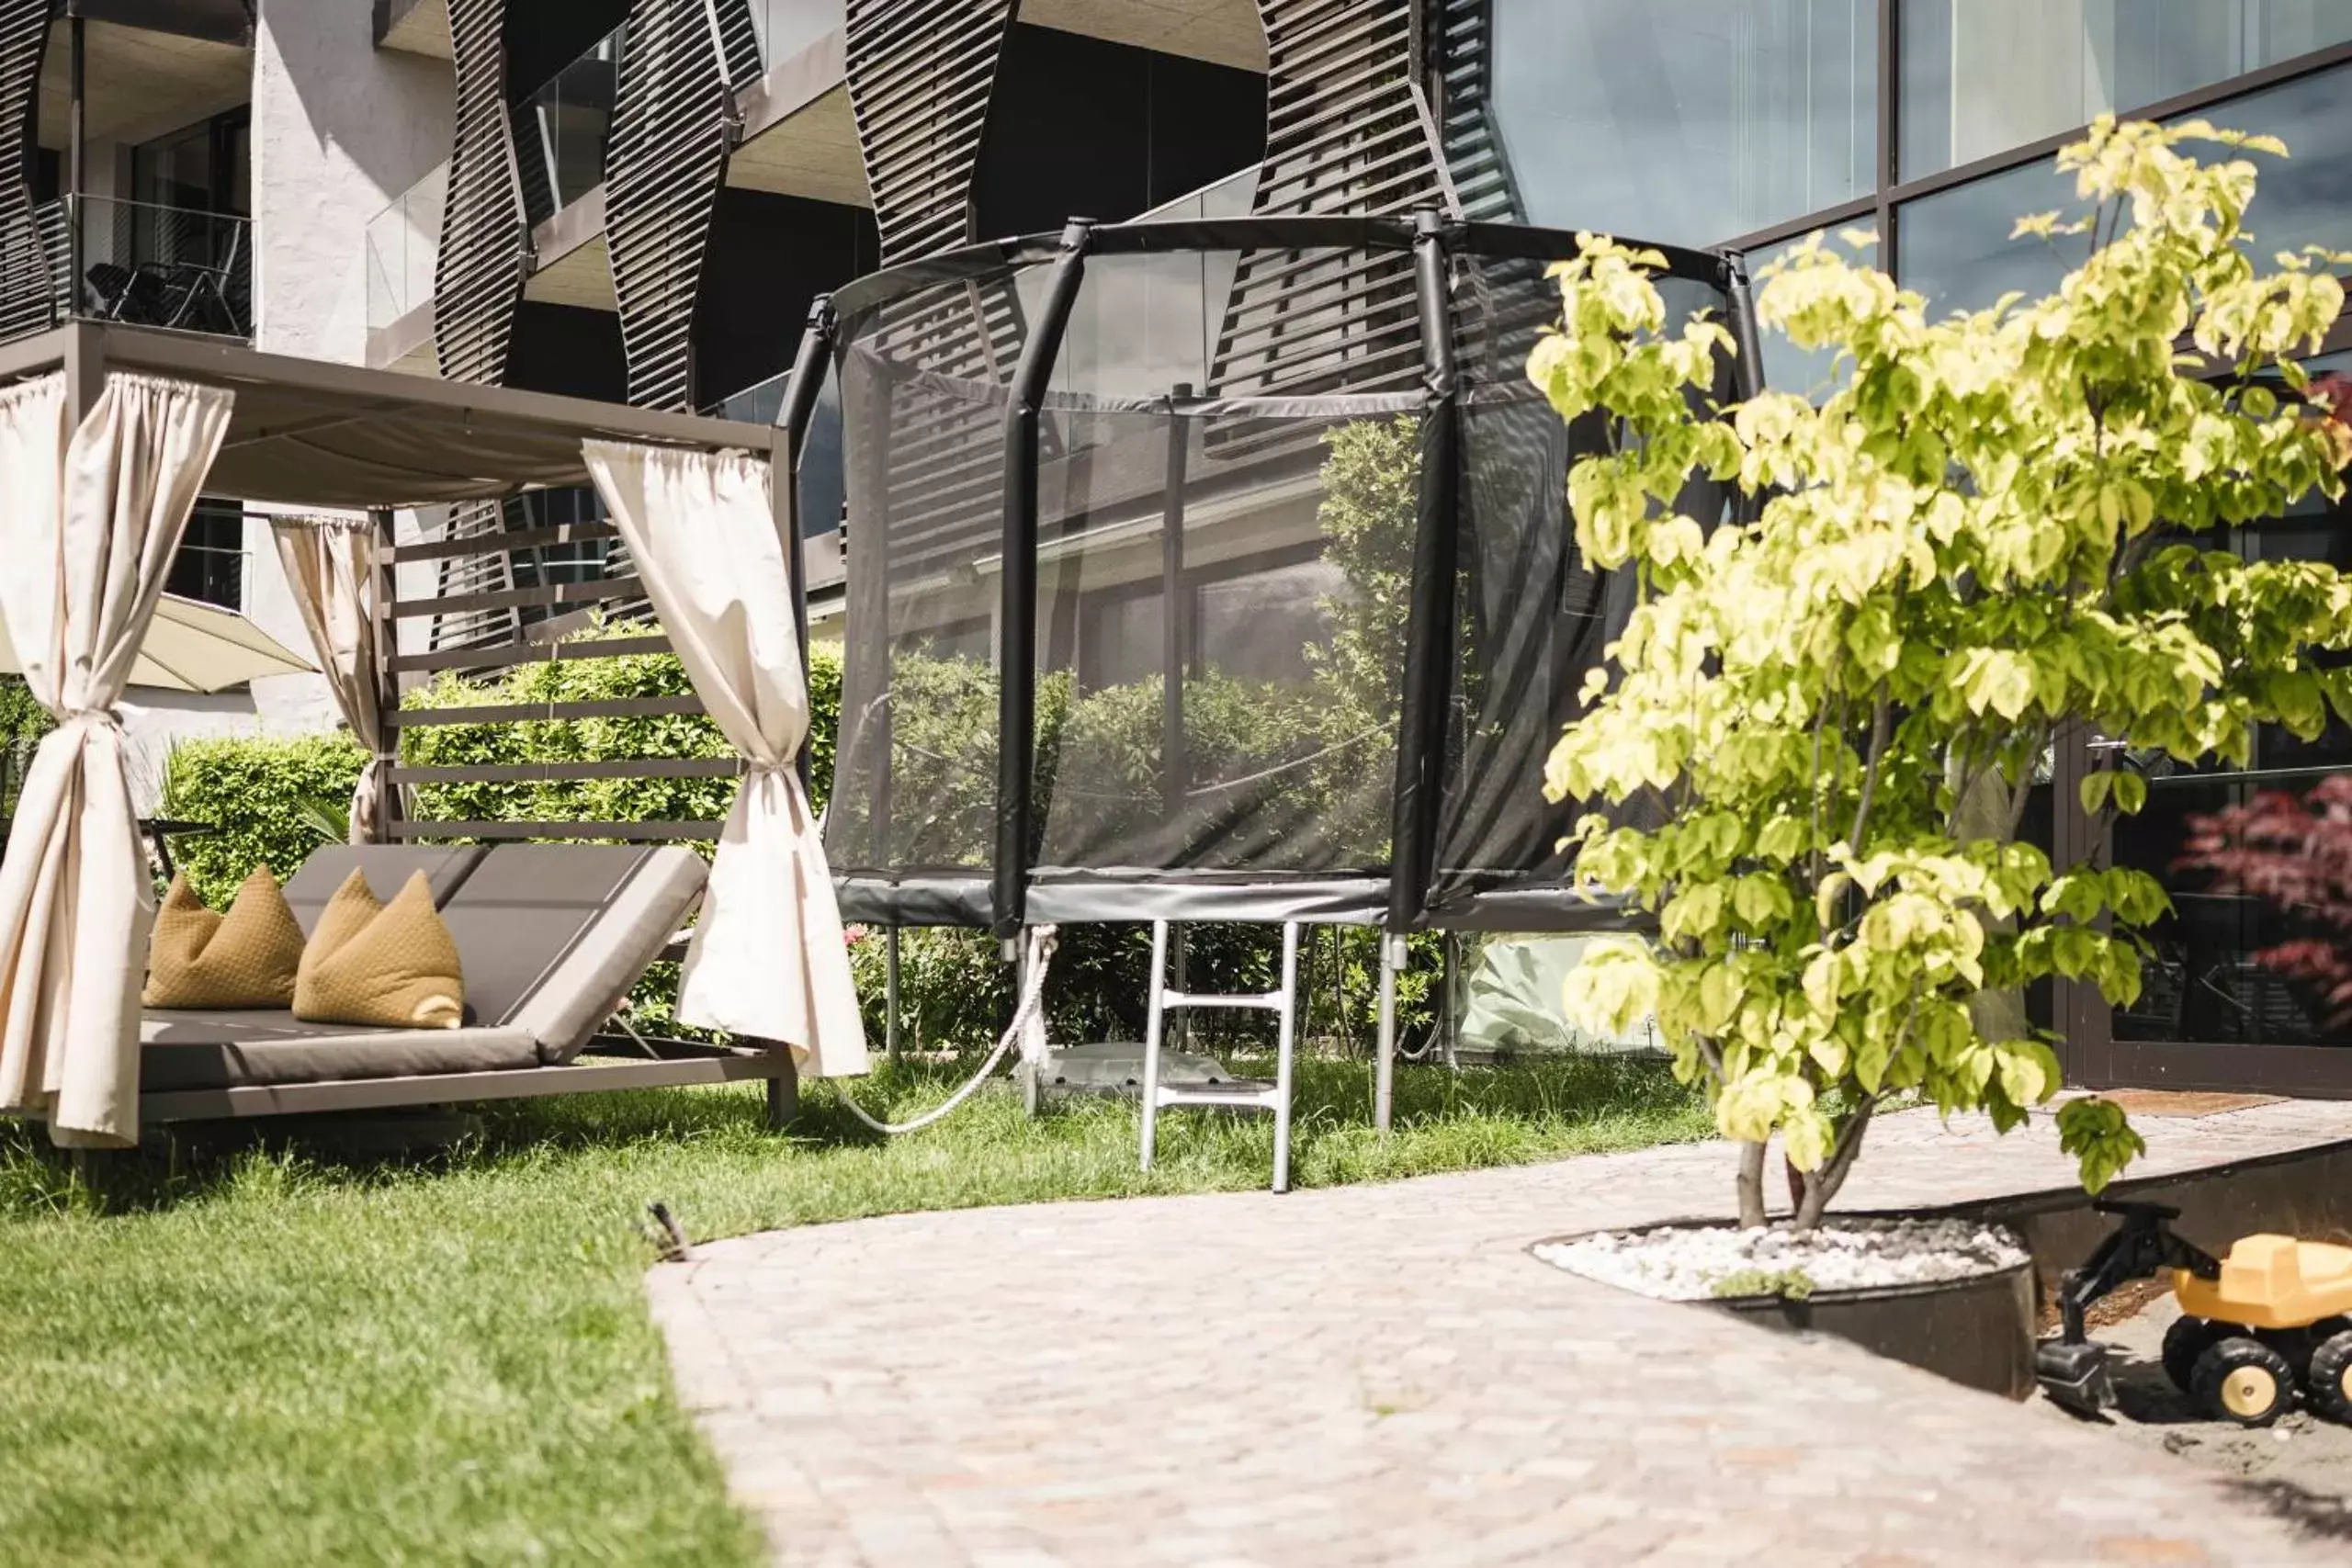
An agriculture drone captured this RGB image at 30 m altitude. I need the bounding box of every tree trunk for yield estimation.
[1951,755,2030,1043]
[1792,1101,1879,1230]
[1736,1140,1769,1228]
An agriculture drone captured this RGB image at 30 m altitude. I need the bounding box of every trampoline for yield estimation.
[771,211,1762,1102]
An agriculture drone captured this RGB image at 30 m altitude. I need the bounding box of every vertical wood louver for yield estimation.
[435,0,531,386]
[607,0,736,412]
[1430,0,1521,224]
[841,0,1031,594]
[0,0,51,341]
[1206,0,1454,399]
[429,0,533,649]
[843,0,1020,266]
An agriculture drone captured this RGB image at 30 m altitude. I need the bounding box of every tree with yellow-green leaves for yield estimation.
[1532,117,2352,1230]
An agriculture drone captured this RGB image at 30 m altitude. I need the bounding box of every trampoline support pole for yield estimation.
[993,221,1093,945]
[1440,931,1461,1071]
[1374,933,1403,1135]
[885,926,902,1061]
[776,296,835,798]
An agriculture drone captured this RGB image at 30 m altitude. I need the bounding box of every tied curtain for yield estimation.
[0,371,234,1145]
[582,440,867,1077]
[272,516,388,841]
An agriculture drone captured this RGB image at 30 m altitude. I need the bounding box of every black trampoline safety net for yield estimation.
[819,223,1744,934]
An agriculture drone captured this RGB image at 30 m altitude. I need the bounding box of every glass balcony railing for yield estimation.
[515,28,622,227]
[356,5,851,334]
[742,0,844,67]
[711,364,844,536]
[42,196,252,340]
[366,160,447,332]
[164,540,247,612]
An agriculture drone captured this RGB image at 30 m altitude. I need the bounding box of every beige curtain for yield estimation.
[272,516,388,841]
[0,371,234,1145]
[582,440,867,1077]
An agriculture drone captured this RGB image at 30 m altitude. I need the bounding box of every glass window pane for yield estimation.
[1898,60,2352,313]
[1741,229,1878,397]
[1898,0,2352,178]
[1492,0,1876,247]
[745,0,843,68]
[2098,351,2352,1050]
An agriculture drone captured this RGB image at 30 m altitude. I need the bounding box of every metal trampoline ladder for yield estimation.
[1138,919,1302,1194]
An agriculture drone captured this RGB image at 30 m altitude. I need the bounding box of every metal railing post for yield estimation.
[64,9,84,321]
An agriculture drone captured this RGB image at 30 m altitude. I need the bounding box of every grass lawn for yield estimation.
[0,1053,1710,1565]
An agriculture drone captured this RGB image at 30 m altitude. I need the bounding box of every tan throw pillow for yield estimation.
[294,868,467,1030]
[143,867,306,1010]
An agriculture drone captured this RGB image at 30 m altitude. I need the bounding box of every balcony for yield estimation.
[45,196,251,340]
[514,28,620,229]
[365,159,447,368]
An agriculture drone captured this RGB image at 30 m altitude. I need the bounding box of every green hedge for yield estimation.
[160,733,368,906]
[0,675,53,819]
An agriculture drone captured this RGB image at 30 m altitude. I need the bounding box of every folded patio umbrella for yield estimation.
[0,592,313,694]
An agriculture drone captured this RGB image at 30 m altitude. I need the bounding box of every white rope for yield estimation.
[835,924,1059,1135]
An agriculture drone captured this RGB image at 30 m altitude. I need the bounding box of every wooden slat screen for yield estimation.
[0,0,52,341]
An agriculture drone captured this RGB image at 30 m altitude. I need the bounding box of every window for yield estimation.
[164,499,243,610]
[744,0,843,69]
[1898,0,2352,179]
[2105,350,2352,1049]
[1492,0,1875,247]
[132,107,251,217]
[1195,558,1344,687]
[1897,60,2352,313]
[1742,229,1878,397]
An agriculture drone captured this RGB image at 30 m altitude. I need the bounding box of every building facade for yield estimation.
[6,0,2350,1090]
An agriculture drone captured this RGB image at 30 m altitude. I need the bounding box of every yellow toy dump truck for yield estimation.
[2036,1200,2352,1427]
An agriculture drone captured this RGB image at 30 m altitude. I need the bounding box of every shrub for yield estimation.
[159,733,368,905]
[0,675,52,819]
[396,623,842,829]
[2177,774,2352,1031]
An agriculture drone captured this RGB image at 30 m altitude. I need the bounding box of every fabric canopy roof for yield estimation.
[0,323,777,509]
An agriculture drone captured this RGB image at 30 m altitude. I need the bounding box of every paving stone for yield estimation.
[650,1099,2352,1566]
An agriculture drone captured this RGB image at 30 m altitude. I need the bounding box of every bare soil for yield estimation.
[2036,1291,2352,1545]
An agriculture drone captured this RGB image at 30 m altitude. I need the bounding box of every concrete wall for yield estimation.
[217,0,453,762]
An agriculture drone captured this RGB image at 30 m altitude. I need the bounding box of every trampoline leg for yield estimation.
[1374,933,1402,1136]
[884,926,902,1063]
[1272,922,1301,1194]
[1018,932,1043,1117]
[1440,931,1461,1072]
[1139,919,1170,1172]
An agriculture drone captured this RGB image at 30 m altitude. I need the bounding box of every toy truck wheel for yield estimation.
[2162,1315,2227,1392]
[2191,1337,2296,1427]
[2308,1331,2352,1426]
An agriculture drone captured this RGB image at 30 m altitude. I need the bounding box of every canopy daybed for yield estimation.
[0,321,861,1147]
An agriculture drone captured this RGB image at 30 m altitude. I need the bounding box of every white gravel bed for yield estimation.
[1533,1217,2030,1301]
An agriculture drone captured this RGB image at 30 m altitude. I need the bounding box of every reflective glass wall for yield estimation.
[1487,4,2352,326]
[1486,9,2352,1077]
[1897,54,2352,312]
[1898,0,2352,176]
[1493,0,1877,248]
